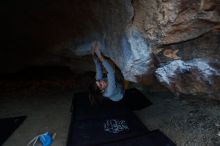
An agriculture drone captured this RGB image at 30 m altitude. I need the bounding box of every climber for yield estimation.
[89,41,124,104]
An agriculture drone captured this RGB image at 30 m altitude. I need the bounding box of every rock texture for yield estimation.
[155,32,220,97]
[131,0,220,98]
[154,32,220,98]
[133,0,220,45]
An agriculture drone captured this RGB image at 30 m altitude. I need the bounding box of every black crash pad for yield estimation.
[68,91,176,146]
[100,130,176,146]
[0,116,26,145]
[68,92,149,146]
[69,114,148,146]
[122,88,152,110]
[72,92,131,120]
[72,88,152,121]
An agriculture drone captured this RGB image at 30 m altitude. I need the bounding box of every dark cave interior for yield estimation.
[1,0,220,145]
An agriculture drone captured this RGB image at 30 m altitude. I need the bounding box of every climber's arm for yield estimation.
[94,44,116,96]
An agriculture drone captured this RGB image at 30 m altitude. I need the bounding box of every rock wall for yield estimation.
[130,0,220,98]
[68,0,153,82]
[133,0,220,45]
[153,31,220,98]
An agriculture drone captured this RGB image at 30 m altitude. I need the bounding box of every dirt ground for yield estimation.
[136,85,220,146]
[0,80,220,146]
[0,89,73,146]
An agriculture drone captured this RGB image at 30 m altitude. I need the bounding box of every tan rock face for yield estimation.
[154,32,220,99]
[133,0,220,45]
[131,0,220,98]
[200,0,216,11]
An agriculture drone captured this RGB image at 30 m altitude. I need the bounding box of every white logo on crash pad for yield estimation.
[104,119,129,134]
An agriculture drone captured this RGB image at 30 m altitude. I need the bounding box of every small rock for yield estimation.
[217,131,220,137]
[215,122,220,127]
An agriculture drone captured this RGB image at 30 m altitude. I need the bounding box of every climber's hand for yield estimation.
[94,44,101,58]
[91,41,97,56]
[91,41,104,62]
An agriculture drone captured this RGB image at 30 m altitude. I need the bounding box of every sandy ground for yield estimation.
[0,83,220,146]
[135,86,220,146]
[0,90,73,146]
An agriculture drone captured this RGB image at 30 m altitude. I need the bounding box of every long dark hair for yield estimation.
[89,79,103,105]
